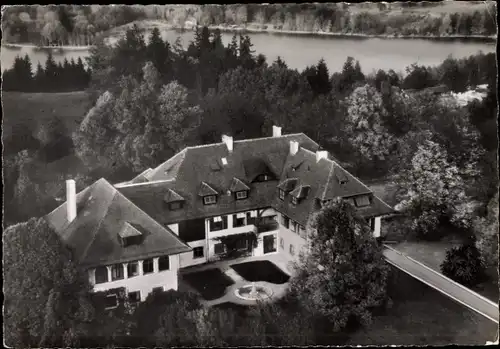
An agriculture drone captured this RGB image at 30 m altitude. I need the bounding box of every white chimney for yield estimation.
[66,179,77,223]
[222,134,233,153]
[290,140,299,155]
[272,125,282,137]
[316,150,328,163]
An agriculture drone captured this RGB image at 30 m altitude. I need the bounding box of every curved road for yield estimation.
[383,245,499,324]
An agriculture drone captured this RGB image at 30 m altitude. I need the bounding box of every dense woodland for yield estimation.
[3,23,498,347]
[2,54,91,92]
[2,3,497,47]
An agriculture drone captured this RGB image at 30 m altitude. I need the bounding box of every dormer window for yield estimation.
[169,201,183,211]
[118,222,144,247]
[354,195,371,207]
[198,182,218,205]
[279,189,285,201]
[291,197,298,206]
[235,190,248,200]
[203,195,217,205]
[289,185,310,206]
[164,189,185,211]
[255,174,273,182]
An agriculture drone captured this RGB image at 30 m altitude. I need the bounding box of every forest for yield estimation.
[2,3,497,47]
[3,22,498,348]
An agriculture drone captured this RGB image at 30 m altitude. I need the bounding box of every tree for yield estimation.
[146,27,172,83]
[289,199,390,332]
[396,140,476,240]
[441,242,487,287]
[344,84,395,163]
[474,192,499,273]
[4,218,95,347]
[439,55,467,92]
[402,63,437,90]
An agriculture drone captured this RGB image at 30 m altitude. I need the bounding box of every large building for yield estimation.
[46,126,394,305]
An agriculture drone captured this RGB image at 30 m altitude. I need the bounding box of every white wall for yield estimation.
[168,223,179,235]
[179,239,207,268]
[278,213,308,263]
[90,255,180,301]
[373,217,381,238]
[253,230,279,257]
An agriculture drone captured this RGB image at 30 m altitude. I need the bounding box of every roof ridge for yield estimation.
[321,162,335,200]
[78,186,118,263]
[114,178,176,188]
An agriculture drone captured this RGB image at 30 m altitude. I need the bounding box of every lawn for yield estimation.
[181,269,235,301]
[230,261,290,284]
[347,267,498,346]
[2,91,91,142]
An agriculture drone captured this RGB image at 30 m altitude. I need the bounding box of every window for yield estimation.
[370,218,375,231]
[111,264,124,281]
[291,197,298,206]
[233,213,246,227]
[95,266,108,284]
[292,221,299,234]
[128,291,141,303]
[104,294,118,309]
[354,195,371,207]
[256,174,272,182]
[143,258,154,274]
[169,201,183,211]
[236,238,249,250]
[127,262,139,278]
[279,189,285,200]
[214,243,225,255]
[210,215,227,231]
[289,244,295,256]
[203,195,217,205]
[280,237,284,249]
[158,256,170,271]
[193,247,204,259]
[235,190,248,200]
[281,215,290,229]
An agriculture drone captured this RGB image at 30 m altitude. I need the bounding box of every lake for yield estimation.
[1,29,495,75]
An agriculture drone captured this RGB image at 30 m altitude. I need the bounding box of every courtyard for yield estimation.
[179,253,293,306]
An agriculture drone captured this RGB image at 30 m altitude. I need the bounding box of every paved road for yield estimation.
[383,245,499,324]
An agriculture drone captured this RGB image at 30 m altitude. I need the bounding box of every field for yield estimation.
[2,91,91,141]
[347,267,498,346]
[2,91,92,225]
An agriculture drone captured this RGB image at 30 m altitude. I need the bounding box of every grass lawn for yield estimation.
[347,267,498,346]
[2,91,92,141]
[230,260,290,284]
[182,269,235,301]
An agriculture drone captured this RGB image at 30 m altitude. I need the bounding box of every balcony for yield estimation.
[250,217,279,233]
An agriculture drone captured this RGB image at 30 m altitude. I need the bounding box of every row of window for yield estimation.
[209,212,277,232]
[104,287,165,309]
[203,190,248,206]
[94,256,170,284]
[278,189,300,205]
[280,214,305,236]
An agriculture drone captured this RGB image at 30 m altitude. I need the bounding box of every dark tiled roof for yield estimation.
[163,189,185,203]
[45,178,191,268]
[116,134,320,225]
[243,158,276,181]
[229,177,250,192]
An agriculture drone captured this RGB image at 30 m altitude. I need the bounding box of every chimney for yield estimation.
[66,179,77,223]
[290,140,299,155]
[316,150,328,163]
[272,125,282,137]
[222,134,233,153]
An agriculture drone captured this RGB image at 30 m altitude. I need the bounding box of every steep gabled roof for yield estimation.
[46,178,191,268]
[229,177,250,192]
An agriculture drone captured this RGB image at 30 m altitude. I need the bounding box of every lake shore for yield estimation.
[1,21,497,51]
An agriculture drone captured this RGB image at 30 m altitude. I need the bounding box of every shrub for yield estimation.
[440,243,487,287]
